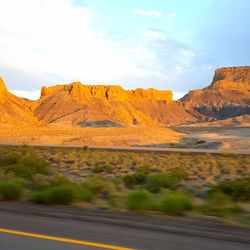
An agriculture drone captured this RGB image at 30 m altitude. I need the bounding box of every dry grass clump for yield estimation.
[0,146,249,187]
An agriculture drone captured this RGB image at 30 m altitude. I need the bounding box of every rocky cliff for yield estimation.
[1,66,249,128]
[0,77,40,126]
[181,66,250,120]
[33,82,194,127]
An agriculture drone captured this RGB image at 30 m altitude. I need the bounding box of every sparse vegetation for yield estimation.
[0,180,24,201]
[0,145,249,224]
[6,154,49,180]
[126,189,152,211]
[211,179,250,201]
[157,192,192,215]
[32,185,75,205]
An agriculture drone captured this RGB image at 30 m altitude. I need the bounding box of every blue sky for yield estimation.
[0,0,249,100]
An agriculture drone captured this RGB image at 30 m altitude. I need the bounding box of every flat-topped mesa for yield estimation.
[208,66,250,92]
[212,66,250,84]
[40,82,173,102]
[180,66,250,120]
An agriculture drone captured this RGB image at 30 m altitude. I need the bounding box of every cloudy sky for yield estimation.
[0,0,249,100]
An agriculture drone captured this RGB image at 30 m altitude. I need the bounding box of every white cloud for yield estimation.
[134,9,162,17]
[169,12,177,17]
[180,49,196,58]
[0,0,165,89]
[10,89,40,100]
[173,91,185,100]
[145,31,165,40]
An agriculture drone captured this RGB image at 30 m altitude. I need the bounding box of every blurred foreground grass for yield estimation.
[0,145,249,225]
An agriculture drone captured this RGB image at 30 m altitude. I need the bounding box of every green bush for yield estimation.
[50,174,73,186]
[145,171,183,193]
[7,155,49,180]
[0,180,23,201]
[0,152,19,166]
[208,191,231,206]
[212,179,250,201]
[77,187,94,202]
[126,189,151,211]
[32,185,75,205]
[123,175,136,189]
[196,204,243,217]
[83,175,114,198]
[158,192,192,215]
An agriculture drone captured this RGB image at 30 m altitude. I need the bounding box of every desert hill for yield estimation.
[0,77,39,126]
[181,66,250,120]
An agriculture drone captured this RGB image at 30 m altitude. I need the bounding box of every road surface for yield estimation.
[0,203,249,250]
[0,142,250,155]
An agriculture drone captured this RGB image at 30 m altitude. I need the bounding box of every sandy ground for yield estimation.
[0,125,181,146]
[0,124,249,150]
[172,127,250,150]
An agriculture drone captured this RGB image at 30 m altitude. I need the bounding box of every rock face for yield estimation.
[181,66,250,120]
[212,66,250,84]
[1,66,249,128]
[32,82,194,127]
[0,77,39,126]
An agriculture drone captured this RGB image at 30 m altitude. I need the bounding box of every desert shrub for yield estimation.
[7,155,49,180]
[145,170,185,193]
[32,185,75,205]
[212,178,250,201]
[92,166,103,173]
[196,204,243,217]
[126,189,151,211]
[82,145,89,151]
[122,165,151,189]
[50,174,73,186]
[83,175,114,198]
[93,165,113,174]
[76,187,94,202]
[145,173,176,193]
[0,152,19,166]
[0,180,24,201]
[123,175,136,189]
[208,191,231,206]
[158,192,192,215]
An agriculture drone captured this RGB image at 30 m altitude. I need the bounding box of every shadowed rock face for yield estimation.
[181,66,250,120]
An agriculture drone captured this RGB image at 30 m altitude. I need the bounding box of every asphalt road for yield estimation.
[0,203,249,250]
[0,142,250,155]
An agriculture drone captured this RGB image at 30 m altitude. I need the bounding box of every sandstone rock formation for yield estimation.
[1,66,249,129]
[33,82,195,127]
[0,77,39,126]
[181,66,250,120]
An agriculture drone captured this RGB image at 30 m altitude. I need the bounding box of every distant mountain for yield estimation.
[0,66,249,128]
[181,66,250,120]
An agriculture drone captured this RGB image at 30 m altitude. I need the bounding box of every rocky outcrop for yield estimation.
[0,77,40,126]
[181,66,250,120]
[212,66,250,84]
[33,82,194,127]
[0,77,7,96]
[1,66,250,128]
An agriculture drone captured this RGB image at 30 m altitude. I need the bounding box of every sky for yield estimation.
[0,0,249,100]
